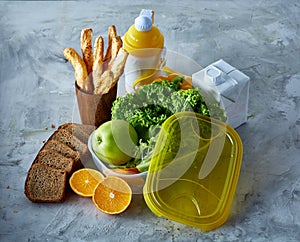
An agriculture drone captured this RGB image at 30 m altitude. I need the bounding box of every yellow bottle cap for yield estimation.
[123,10,164,55]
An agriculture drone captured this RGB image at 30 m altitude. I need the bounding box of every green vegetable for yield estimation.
[111,76,226,172]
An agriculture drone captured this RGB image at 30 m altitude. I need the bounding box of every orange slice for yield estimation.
[69,168,104,197]
[92,176,132,214]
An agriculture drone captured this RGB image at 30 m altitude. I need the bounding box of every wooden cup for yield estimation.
[75,82,117,127]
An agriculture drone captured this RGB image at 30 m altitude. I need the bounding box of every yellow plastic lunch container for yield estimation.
[143,111,243,231]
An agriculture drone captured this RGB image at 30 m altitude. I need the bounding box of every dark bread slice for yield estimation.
[43,140,82,169]
[24,163,67,203]
[80,124,96,136]
[24,123,92,203]
[58,123,90,144]
[59,123,96,135]
[50,129,88,157]
[33,149,76,175]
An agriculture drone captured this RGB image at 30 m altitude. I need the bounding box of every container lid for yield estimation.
[143,112,243,231]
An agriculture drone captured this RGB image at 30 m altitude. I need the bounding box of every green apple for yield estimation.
[92,120,138,165]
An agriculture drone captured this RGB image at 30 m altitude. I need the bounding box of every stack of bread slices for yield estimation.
[24,123,96,203]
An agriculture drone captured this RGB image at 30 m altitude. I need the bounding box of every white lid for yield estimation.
[206,67,223,85]
[135,15,152,32]
[134,9,154,32]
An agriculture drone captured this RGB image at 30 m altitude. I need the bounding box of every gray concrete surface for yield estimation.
[0,1,299,241]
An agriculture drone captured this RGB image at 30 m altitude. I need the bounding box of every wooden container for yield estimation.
[75,82,117,127]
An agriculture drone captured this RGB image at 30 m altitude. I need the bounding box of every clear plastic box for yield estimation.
[143,111,243,231]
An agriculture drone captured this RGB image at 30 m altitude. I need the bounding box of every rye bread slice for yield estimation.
[59,123,96,135]
[50,129,88,157]
[58,123,90,144]
[24,123,93,203]
[24,163,67,203]
[43,139,81,169]
[80,124,96,136]
[33,149,76,175]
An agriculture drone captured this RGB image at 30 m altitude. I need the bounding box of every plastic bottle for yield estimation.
[123,9,165,92]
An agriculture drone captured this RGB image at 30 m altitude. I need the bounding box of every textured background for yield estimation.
[0,1,300,241]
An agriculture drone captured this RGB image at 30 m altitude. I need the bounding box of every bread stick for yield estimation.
[94,70,114,94]
[92,36,104,89]
[63,48,92,92]
[104,25,117,61]
[111,36,122,59]
[110,48,128,85]
[108,36,127,86]
[64,25,126,94]
[94,36,104,62]
[108,36,123,69]
[80,28,94,75]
